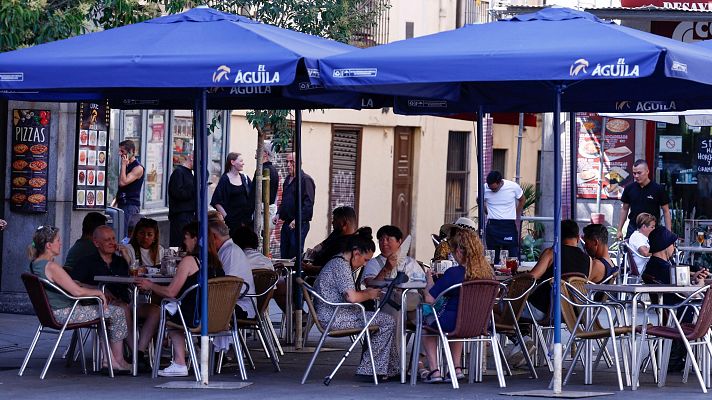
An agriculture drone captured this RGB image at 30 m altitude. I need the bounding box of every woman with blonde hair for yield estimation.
[421,229,494,383]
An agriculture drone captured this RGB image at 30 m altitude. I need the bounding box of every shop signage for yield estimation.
[74,102,109,210]
[10,109,50,213]
[696,136,712,174]
[576,113,637,200]
[660,135,683,152]
[622,0,712,11]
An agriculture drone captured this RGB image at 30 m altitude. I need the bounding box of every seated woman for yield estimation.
[421,229,494,383]
[122,217,164,266]
[28,225,130,371]
[136,222,225,377]
[628,212,655,274]
[313,227,400,379]
[582,223,619,281]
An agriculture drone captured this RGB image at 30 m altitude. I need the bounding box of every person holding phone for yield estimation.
[117,140,145,229]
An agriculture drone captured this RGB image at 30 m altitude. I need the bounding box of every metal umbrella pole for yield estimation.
[294,109,304,349]
[552,85,564,394]
[477,106,486,238]
[569,113,577,220]
[194,90,210,385]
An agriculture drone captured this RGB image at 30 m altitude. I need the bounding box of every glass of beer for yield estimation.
[697,231,705,247]
[129,260,140,277]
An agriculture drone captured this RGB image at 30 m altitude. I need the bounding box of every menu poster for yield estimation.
[10,110,50,213]
[696,136,712,174]
[74,102,109,210]
[576,113,636,200]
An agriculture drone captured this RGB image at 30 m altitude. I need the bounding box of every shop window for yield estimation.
[144,110,168,206]
[444,131,470,224]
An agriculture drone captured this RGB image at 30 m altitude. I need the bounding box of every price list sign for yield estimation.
[696,136,712,174]
[10,110,50,213]
[74,102,109,210]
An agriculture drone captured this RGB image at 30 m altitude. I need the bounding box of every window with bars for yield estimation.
[464,0,491,24]
[329,129,361,218]
[444,131,470,224]
[350,0,391,48]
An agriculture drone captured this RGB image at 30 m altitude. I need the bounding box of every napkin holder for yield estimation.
[670,265,690,286]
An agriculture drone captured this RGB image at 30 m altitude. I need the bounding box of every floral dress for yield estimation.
[313,256,400,377]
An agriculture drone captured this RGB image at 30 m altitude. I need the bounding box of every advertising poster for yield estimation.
[10,110,50,213]
[696,136,712,174]
[74,102,109,209]
[576,113,636,200]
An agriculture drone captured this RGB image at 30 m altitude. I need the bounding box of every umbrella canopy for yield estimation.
[0,6,388,110]
[318,7,712,113]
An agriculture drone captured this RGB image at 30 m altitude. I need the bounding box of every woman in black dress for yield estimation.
[211,152,255,233]
[137,222,224,377]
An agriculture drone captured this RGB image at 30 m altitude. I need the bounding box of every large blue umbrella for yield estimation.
[318,7,712,392]
[0,6,380,384]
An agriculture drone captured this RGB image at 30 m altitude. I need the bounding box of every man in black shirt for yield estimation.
[168,154,195,247]
[617,159,671,239]
[275,152,315,259]
[71,225,130,303]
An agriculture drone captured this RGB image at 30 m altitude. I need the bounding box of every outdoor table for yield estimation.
[368,279,427,383]
[94,274,172,376]
[584,283,702,390]
[272,259,296,344]
[677,246,712,265]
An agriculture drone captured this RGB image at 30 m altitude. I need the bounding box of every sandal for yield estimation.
[444,367,465,382]
[417,361,430,380]
[423,369,443,384]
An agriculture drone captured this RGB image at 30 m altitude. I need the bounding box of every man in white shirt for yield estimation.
[232,225,274,271]
[483,171,526,265]
[627,212,655,275]
[208,220,256,318]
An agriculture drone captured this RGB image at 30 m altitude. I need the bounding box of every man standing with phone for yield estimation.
[117,139,145,229]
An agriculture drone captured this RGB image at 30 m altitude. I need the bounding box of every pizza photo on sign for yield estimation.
[12,160,28,170]
[86,190,95,206]
[11,193,27,205]
[12,177,27,187]
[87,170,95,186]
[87,150,96,166]
[29,160,47,171]
[604,146,633,161]
[13,144,28,154]
[78,170,86,185]
[97,151,106,166]
[89,130,97,146]
[578,169,599,183]
[96,190,105,206]
[79,129,89,145]
[29,178,47,188]
[30,144,48,155]
[27,194,46,204]
[97,170,105,186]
[76,190,85,206]
[98,131,107,146]
[606,119,631,133]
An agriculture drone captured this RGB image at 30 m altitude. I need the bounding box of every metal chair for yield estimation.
[622,240,649,284]
[19,272,115,379]
[152,276,248,381]
[297,277,380,385]
[493,273,538,378]
[412,279,506,389]
[233,268,281,372]
[637,285,712,393]
[559,277,632,391]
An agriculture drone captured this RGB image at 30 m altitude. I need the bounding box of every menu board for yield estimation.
[576,113,636,200]
[696,136,712,174]
[10,110,50,213]
[74,102,109,210]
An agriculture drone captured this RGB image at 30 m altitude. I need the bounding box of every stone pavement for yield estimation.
[0,312,707,399]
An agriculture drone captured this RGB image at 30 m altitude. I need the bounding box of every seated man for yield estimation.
[232,225,274,271]
[527,220,606,321]
[208,220,255,319]
[628,212,655,274]
[582,223,619,282]
[65,212,107,270]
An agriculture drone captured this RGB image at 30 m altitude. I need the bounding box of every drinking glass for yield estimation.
[697,231,705,247]
[506,257,519,274]
[129,260,140,277]
[499,250,509,265]
[486,250,496,267]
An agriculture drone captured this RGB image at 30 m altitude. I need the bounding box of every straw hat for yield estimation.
[439,217,478,237]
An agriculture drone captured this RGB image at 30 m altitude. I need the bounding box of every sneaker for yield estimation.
[509,340,535,369]
[158,361,188,377]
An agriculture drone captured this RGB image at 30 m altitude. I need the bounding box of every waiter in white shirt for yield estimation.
[483,171,526,265]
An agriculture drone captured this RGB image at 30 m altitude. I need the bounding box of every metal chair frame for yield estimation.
[19,273,114,379]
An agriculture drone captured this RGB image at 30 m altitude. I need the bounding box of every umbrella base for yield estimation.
[155,381,253,390]
[500,390,613,398]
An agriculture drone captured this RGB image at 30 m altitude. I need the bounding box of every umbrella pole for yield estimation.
[294,109,304,350]
[194,90,210,385]
[515,113,524,184]
[552,85,564,394]
[477,106,486,238]
[596,118,607,214]
[569,113,577,220]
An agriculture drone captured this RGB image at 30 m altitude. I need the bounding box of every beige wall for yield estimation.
[492,121,542,186]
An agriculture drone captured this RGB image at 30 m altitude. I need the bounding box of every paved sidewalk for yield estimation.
[0,312,707,399]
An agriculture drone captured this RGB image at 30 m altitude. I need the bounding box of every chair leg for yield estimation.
[78,329,88,374]
[238,330,256,370]
[440,336,458,389]
[216,350,224,375]
[513,321,538,379]
[301,330,329,384]
[231,328,248,380]
[152,312,167,378]
[64,330,78,366]
[683,339,708,393]
[609,332,624,391]
[98,313,114,378]
[491,337,507,388]
[658,339,672,388]
[19,325,42,376]
[265,311,284,356]
[184,330,201,382]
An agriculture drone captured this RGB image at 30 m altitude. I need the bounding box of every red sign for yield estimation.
[622,0,712,10]
[576,113,637,200]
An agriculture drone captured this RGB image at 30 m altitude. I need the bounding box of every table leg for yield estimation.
[285,271,294,345]
[631,293,639,390]
[132,286,138,377]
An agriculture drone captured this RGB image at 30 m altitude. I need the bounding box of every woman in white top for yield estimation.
[628,212,656,274]
[123,217,164,266]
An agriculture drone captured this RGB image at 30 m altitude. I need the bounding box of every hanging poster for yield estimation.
[696,136,712,174]
[576,113,636,200]
[74,102,109,210]
[10,110,50,213]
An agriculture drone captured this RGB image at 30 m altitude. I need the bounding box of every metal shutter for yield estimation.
[329,129,361,216]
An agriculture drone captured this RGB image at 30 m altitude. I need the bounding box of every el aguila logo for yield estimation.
[570,58,640,78]
[212,64,280,84]
[570,59,589,77]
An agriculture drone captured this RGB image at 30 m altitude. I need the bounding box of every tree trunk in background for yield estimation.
[254,127,267,246]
